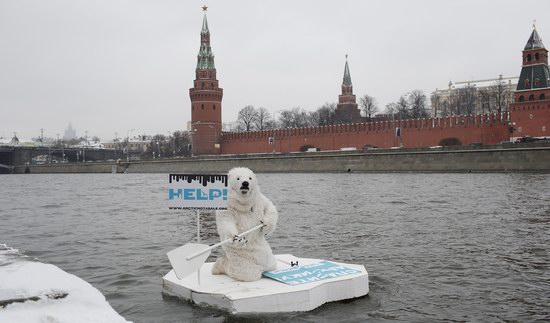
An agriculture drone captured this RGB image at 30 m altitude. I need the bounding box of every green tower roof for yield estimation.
[525,27,545,50]
[196,12,216,70]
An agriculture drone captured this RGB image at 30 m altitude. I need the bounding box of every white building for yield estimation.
[431,75,518,117]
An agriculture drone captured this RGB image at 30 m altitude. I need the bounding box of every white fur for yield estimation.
[211,167,278,281]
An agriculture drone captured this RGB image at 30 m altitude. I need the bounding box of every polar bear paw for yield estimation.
[260,220,274,235]
[232,235,248,244]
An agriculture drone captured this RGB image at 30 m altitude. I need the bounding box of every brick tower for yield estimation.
[509,25,550,138]
[335,55,362,124]
[189,7,223,155]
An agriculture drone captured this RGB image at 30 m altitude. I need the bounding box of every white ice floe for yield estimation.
[0,245,130,323]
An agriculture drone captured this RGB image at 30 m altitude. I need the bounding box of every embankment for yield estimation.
[11,143,550,174]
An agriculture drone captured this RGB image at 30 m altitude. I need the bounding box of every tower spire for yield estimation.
[197,7,215,70]
[343,54,352,86]
[201,6,209,33]
[525,24,544,50]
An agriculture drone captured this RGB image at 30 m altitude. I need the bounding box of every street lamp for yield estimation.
[156,141,161,158]
[126,129,134,162]
[509,122,517,142]
[168,131,176,157]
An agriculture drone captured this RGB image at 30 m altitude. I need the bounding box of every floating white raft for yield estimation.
[162,254,369,314]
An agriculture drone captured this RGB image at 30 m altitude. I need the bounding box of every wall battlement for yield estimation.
[220,112,512,154]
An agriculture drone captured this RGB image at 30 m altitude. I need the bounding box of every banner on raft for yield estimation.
[168,174,228,210]
[263,261,361,285]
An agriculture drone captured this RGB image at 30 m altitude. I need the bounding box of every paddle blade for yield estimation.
[167,243,211,279]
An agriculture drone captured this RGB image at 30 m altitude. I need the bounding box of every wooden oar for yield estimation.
[167,223,265,279]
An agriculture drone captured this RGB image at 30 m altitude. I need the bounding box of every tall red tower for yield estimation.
[189,7,223,155]
[509,25,550,138]
[335,55,362,124]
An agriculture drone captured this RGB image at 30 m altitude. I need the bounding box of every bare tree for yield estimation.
[278,110,294,128]
[385,102,398,116]
[359,94,379,121]
[489,80,509,114]
[277,107,310,128]
[430,92,442,117]
[396,95,409,119]
[477,88,494,114]
[316,102,336,126]
[408,90,430,118]
[237,105,258,131]
[308,110,321,126]
[255,107,273,130]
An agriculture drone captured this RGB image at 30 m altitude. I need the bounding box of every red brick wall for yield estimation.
[220,113,511,154]
[509,100,550,138]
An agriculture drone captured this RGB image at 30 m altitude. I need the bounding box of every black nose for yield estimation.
[241,181,249,188]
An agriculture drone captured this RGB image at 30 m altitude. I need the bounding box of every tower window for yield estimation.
[527,54,532,62]
[213,104,216,110]
[535,53,540,60]
[540,93,546,100]
[524,79,530,87]
[529,94,535,101]
[535,78,540,86]
[519,95,525,102]
[201,104,204,109]
[192,105,195,111]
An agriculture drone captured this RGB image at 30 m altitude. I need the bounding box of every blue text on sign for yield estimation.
[169,188,228,201]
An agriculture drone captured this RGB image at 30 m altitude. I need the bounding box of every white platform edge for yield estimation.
[162,254,369,314]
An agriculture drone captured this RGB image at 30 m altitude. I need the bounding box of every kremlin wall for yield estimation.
[190,11,550,156]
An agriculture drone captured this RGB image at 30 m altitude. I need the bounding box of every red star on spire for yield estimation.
[202,5,208,12]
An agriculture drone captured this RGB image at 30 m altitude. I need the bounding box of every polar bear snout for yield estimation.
[240,181,250,194]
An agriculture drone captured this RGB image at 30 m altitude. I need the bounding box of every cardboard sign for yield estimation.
[168,174,228,210]
[263,261,361,285]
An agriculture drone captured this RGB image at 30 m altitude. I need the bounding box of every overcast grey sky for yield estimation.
[1,0,548,141]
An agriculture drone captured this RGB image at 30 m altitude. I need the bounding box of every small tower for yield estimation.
[189,6,223,155]
[335,55,362,124]
[514,25,550,102]
[509,24,550,138]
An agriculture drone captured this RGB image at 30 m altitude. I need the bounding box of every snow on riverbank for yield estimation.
[0,245,130,323]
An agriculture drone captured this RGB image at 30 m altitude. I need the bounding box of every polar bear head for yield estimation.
[227,167,259,205]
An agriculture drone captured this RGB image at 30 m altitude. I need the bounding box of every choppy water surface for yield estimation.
[1,173,549,322]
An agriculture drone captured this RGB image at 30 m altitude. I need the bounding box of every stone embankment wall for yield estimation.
[12,143,550,174]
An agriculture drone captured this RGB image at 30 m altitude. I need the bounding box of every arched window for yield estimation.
[527,54,532,61]
[535,53,540,60]
[525,79,530,87]
[213,104,216,110]
[519,95,525,102]
[540,93,546,100]
[201,104,204,109]
[529,94,535,101]
[535,78,540,86]
[192,105,194,111]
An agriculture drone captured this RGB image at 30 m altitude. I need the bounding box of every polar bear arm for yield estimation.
[216,211,238,241]
[260,195,278,236]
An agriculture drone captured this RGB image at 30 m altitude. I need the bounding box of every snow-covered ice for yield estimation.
[0,245,130,323]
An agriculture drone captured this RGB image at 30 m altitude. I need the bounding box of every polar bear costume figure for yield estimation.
[211,167,278,282]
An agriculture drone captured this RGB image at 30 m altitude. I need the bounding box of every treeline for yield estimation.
[431,80,511,117]
[231,90,431,131]
[141,131,192,159]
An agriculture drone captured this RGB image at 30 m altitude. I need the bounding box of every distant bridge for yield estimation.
[0,146,137,166]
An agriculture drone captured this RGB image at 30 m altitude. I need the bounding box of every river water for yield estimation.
[1,173,549,322]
